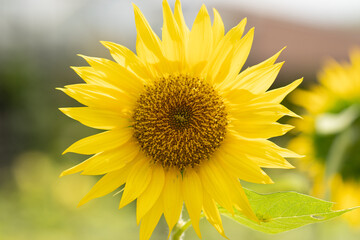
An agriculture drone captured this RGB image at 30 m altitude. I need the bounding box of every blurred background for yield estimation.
[1,0,360,239]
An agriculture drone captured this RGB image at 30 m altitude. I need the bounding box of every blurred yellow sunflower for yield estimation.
[59,0,302,239]
[289,50,360,225]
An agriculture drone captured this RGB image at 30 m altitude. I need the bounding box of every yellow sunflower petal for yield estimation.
[139,195,163,240]
[207,18,247,84]
[212,8,225,47]
[202,159,258,222]
[239,47,285,79]
[174,0,189,42]
[213,158,258,222]
[60,160,88,177]
[63,128,133,155]
[133,3,164,65]
[256,78,303,104]
[202,191,228,239]
[78,54,144,95]
[119,156,152,209]
[78,164,132,206]
[59,107,128,130]
[232,121,294,139]
[163,168,183,235]
[59,83,133,110]
[162,0,184,65]
[187,4,213,75]
[215,148,273,184]
[230,103,300,123]
[227,176,258,222]
[182,168,203,238]
[198,161,234,214]
[100,41,150,79]
[218,28,255,87]
[136,164,165,224]
[135,36,160,78]
[223,88,254,106]
[223,47,284,91]
[225,88,301,121]
[71,66,112,87]
[265,140,304,159]
[229,61,284,93]
[81,141,139,175]
[228,135,295,169]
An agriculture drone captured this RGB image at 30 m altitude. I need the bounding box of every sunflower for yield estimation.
[59,0,302,239]
[289,50,360,225]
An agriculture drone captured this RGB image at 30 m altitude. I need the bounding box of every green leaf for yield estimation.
[218,188,359,234]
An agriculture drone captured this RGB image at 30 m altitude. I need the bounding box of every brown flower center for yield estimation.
[133,74,228,170]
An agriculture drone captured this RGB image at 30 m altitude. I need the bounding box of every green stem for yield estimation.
[323,126,355,199]
[170,214,205,240]
[171,219,192,240]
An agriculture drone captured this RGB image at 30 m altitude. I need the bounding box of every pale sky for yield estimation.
[2,0,360,29]
[1,0,359,49]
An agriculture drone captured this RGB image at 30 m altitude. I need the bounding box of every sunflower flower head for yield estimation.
[289,49,360,225]
[59,0,302,239]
